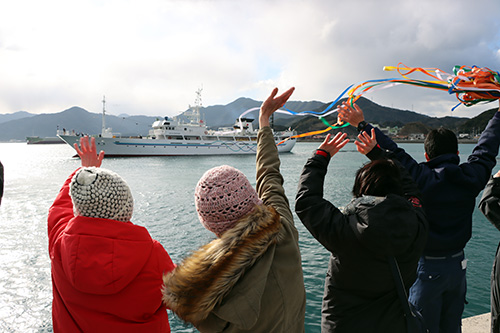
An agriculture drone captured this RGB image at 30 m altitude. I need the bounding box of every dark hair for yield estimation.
[424,127,458,160]
[352,159,404,197]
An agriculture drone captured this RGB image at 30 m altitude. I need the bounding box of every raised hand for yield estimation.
[355,128,377,155]
[318,132,350,157]
[74,136,105,167]
[337,102,365,127]
[259,87,295,128]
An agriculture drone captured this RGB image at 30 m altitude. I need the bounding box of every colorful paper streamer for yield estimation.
[239,63,500,145]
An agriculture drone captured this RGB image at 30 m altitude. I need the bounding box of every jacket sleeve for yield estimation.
[364,124,428,182]
[48,169,79,252]
[155,241,176,275]
[295,152,349,253]
[255,126,293,224]
[479,176,500,232]
[154,241,176,309]
[0,161,3,205]
[461,113,500,192]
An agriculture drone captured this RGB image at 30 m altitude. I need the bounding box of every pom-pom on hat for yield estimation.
[195,165,261,236]
[70,167,134,222]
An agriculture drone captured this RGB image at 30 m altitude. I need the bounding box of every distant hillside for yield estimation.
[180,97,325,128]
[289,97,469,136]
[0,107,160,141]
[0,111,35,124]
[398,122,433,136]
[0,98,324,141]
[458,108,498,133]
[1,96,497,142]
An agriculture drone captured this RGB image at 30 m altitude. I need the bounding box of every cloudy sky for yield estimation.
[1,0,499,119]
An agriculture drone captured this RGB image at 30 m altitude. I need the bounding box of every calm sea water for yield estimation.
[0,141,498,332]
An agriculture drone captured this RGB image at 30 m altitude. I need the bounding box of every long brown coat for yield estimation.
[162,126,306,332]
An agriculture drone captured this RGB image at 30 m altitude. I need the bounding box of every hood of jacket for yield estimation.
[425,152,460,168]
[343,194,420,256]
[162,204,282,325]
[57,216,154,295]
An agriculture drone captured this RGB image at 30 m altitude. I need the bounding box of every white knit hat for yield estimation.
[70,167,133,222]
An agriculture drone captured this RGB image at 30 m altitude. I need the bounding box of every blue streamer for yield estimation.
[283,84,354,116]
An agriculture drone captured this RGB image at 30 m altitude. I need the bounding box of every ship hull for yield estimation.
[26,136,64,144]
[59,135,296,156]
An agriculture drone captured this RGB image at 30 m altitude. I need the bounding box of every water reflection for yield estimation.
[0,142,496,331]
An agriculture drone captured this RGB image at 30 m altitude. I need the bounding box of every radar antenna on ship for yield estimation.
[101,96,106,136]
[100,96,113,138]
[194,87,203,108]
[187,87,203,125]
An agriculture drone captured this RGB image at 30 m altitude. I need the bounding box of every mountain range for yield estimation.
[0,97,496,142]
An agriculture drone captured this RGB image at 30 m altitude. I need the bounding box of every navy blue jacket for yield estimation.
[366,112,500,256]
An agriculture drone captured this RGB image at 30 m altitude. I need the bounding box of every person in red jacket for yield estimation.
[48,136,175,332]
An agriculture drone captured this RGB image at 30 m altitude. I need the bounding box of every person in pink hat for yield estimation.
[162,87,306,332]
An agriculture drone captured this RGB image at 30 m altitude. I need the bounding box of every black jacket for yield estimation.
[295,150,428,333]
[0,161,3,206]
[479,177,500,333]
[479,176,500,231]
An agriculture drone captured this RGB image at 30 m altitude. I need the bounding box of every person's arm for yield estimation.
[295,132,349,252]
[479,170,500,232]
[48,137,104,249]
[339,101,427,181]
[338,101,399,154]
[356,129,423,202]
[462,105,500,192]
[256,88,295,222]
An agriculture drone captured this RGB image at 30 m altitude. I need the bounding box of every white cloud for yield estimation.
[0,0,499,119]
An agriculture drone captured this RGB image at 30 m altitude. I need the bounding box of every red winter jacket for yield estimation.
[48,169,175,332]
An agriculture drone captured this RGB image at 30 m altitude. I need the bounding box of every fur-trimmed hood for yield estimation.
[163,205,281,323]
[162,204,282,325]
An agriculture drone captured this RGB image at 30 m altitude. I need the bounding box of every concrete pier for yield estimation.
[463,313,490,332]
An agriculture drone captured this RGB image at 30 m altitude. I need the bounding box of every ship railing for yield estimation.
[57,129,78,136]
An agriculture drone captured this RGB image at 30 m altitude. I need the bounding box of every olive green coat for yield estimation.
[163,126,306,332]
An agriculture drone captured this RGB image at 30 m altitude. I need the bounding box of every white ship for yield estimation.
[58,91,296,157]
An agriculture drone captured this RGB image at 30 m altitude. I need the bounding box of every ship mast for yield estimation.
[194,87,202,122]
[101,96,106,136]
[187,87,203,125]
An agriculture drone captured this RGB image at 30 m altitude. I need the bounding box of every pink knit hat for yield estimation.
[195,165,262,236]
